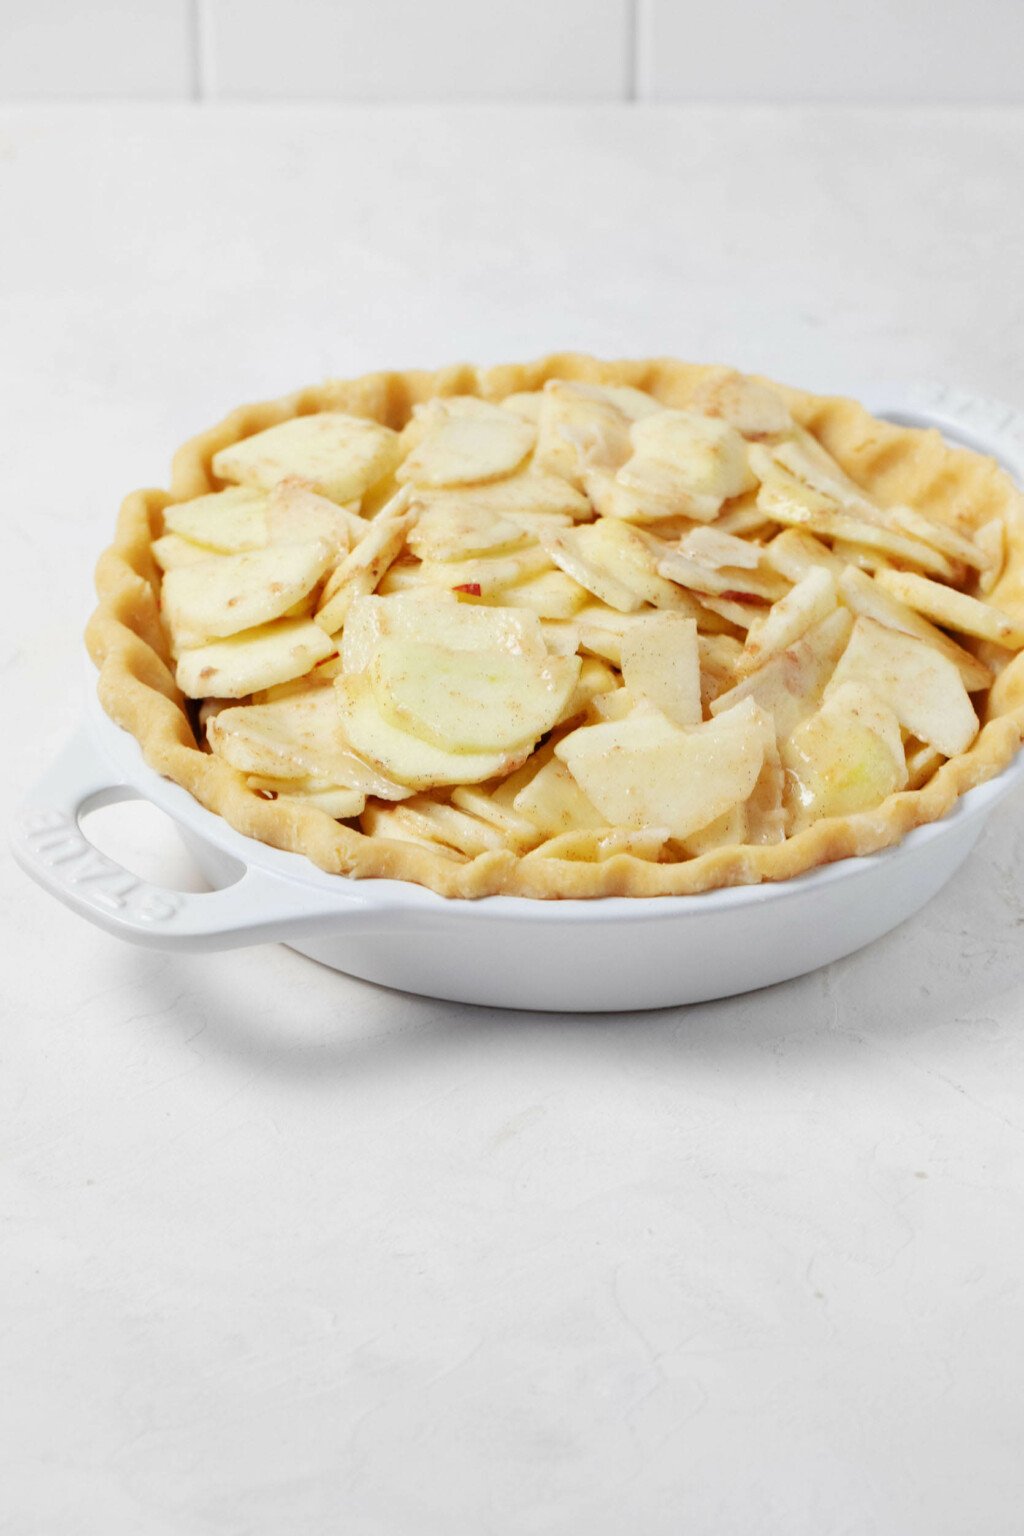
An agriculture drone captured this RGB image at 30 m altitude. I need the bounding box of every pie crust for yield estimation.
[86,354,1024,899]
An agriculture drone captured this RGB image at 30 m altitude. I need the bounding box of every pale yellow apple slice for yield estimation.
[512,757,607,836]
[838,566,992,690]
[207,686,410,798]
[397,397,535,488]
[335,676,528,790]
[407,501,528,562]
[449,785,544,853]
[212,412,400,503]
[266,479,365,554]
[246,776,366,820]
[680,525,763,571]
[495,570,591,619]
[164,486,269,553]
[341,591,547,673]
[314,502,415,635]
[524,826,670,863]
[500,390,544,423]
[630,410,756,500]
[177,618,335,700]
[556,656,618,725]
[368,638,581,753]
[763,528,845,582]
[533,380,636,487]
[584,462,721,524]
[368,795,511,858]
[738,566,838,676]
[826,616,978,757]
[583,519,709,611]
[710,607,854,739]
[554,698,767,839]
[619,613,701,727]
[540,526,643,613]
[162,539,333,647]
[411,545,553,599]
[783,681,908,828]
[873,568,1024,650]
[152,533,220,571]
[418,470,590,521]
[689,368,793,437]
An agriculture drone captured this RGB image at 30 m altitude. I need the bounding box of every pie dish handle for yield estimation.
[10,726,357,951]
[871,382,1024,483]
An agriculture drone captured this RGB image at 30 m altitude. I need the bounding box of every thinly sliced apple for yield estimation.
[152,533,220,571]
[838,566,992,691]
[266,479,365,554]
[407,502,528,562]
[873,568,1024,650]
[533,380,636,487]
[335,676,527,790]
[247,775,366,820]
[524,826,670,863]
[314,503,415,634]
[784,681,908,828]
[630,410,756,500]
[207,685,410,797]
[177,618,335,699]
[554,698,767,839]
[371,795,511,857]
[689,368,793,437]
[540,525,643,613]
[341,591,547,674]
[680,525,762,571]
[162,539,333,647]
[368,638,580,753]
[710,607,854,739]
[495,570,591,618]
[763,528,844,582]
[397,397,535,488]
[512,757,607,836]
[164,486,269,553]
[738,566,837,675]
[418,470,590,521]
[557,655,618,724]
[500,391,544,423]
[585,462,721,524]
[619,613,702,727]
[826,616,979,757]
[212,412,400,503]
[449,785,544,852]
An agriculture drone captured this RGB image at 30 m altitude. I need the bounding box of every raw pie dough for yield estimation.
[87,355,1024,899]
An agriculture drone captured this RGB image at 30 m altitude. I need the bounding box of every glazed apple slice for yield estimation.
[783,681,908,827]
[826,616,978,758]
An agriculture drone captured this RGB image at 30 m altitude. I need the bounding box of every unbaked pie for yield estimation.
[87,356,1024,898]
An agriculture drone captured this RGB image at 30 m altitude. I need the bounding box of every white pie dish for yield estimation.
[11,383,1024,1012]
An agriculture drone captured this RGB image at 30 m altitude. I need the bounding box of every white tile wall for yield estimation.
[0,0,195,99]
[201,0,632,100]
[1,0,1022,103]
[637,0,1024,104]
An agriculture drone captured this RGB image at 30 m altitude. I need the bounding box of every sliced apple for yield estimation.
[689,368,793,437]
[152,533,220,571]
[783,681,908,828]
[512,757,607,836]
[207,685,410,797]
[418,470,590,521]
[838,566,992,691]
[540,525,643,613]
[164,486,269,553]
[710,607,854,739]
[368,638,581,753]
[584,461,721,524]
[314,502,415,634]
[212,412,400,504]
[247,775,366,820]
[680,525,762,571]
[397,397,535,488]
[630,410,756,500]
[177,618,335,699]
[266,478,365,554]
[335,676,527,790]
[826,616,979,758]
[162,539,333,647]
[619,613,701,727]
[554,698,767,839]
[873,568,1024,650]
[495,569,591,618]
[533,380,636,487]
[407,501,528,562]
[557,655,618,724]
[525,826,670,864]
[341,591,548,674]
[500,390,545,423]
[738,566,837,676]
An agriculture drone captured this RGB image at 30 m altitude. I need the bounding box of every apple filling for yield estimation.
[153,371,1020,868]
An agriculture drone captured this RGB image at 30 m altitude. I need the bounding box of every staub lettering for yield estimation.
[21,811,182,923]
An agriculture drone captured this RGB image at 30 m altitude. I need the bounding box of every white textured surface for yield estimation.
[2,104,1024,1535]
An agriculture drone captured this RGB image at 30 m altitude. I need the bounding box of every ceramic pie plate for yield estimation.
[12,381,1024,1012]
